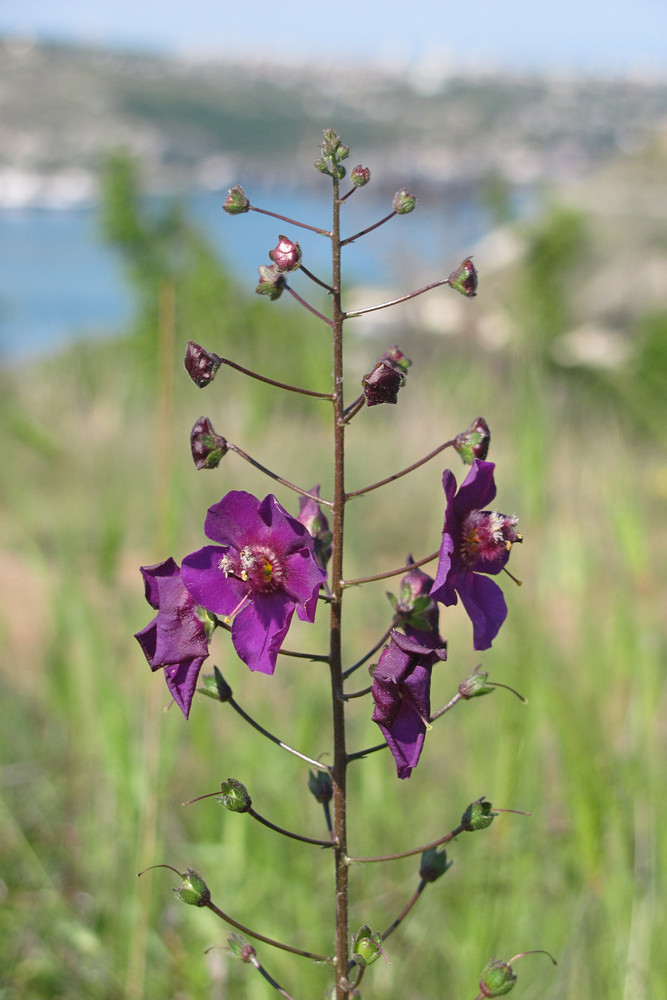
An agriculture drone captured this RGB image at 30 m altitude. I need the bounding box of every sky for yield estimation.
[1,0,667,77]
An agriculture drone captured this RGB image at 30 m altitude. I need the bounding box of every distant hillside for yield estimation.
[2,36,667,204]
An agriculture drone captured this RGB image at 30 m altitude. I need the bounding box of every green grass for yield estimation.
[1,285,665,1000]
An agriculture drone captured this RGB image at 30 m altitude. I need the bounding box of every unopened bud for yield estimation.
[256,264,285,300]
[419,846,452,883]
[350,164,371,187]
[228,934,257,963]
[393,188,416,214]
[352,924,384,968]
[458,668,495,699]
[362,361,405,406]
[479,960,517,997]
[173,868,210,907]
[190,416,228,470]
[199,666,233,702]
[461,798,497,831]
[184,340,223,388]
[448,256,478,297]
[269,234,302,273]
[454,416,490,464]
[216,778,252,813]
[223,184,250,215]
[308,770,333,804]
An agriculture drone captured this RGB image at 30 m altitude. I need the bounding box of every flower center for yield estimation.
[219,543,284,595]
[460,510,521,567]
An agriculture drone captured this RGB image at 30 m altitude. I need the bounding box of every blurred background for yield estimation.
[1,2,666,999]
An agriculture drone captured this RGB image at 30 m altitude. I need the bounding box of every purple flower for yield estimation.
[372,630,447,779]
[430,460,521,650]
[181,491,327,675]
[134,557,210,718]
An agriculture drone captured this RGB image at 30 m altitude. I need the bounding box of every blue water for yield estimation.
[0,186,516,362]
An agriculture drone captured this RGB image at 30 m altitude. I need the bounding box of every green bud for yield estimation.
[352,924,384,968]
[419,846,452,883]
[479,960,517,997]
[198,666,233,702]
[223,184,250,215]
[255,264,285,300]
[461,798,497,831]
[454,416,490,465]
[216,778,252,813]
[448,256,478,297]
[173,868,210,907]
[393,188,416,214]
[228,933,257,963]
[458,668,495,699]
[350,164,371,187]
[314,156,330,175]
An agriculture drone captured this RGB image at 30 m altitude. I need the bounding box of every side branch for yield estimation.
[228,443,335,507]
[347,824,465,864]
[341,550,439,588]
[344,279,450,318]
[206,899,331,963]
[220,356,332,399]
[250,203,333,237]
[346,439,455,498]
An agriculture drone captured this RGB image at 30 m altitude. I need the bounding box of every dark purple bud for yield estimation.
[419,846,452,883]
[216,778,252,813]
[308,769,333,804]
[454,416,491,465]
[393,188,416,214]
[190,416,228,470]
[184,340,223,388]
[362,361,404,405]
[448,256,478,297]
[269,234,302,272]
[256,264,286,300]
[223,184,250,215]
[479,960,518,997]
[298,486,332,571]
[228,934,257,963]
[350,164,371,187]
[461,798,497,832]
[173,869,210,907]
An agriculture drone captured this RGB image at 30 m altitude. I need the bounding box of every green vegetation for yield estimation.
[1,158,665,1000]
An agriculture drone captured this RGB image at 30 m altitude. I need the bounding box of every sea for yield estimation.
[0,184,529,363]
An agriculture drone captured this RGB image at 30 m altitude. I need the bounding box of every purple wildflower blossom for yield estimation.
[181,491,326,675]
[430,460,521,650]
[134,557,210,718]
[372,629,447,779]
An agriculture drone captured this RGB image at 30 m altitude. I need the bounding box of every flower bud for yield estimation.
[228,934,257,963]
[190,416,228,470]
[448,256,478,297]
[308,769,333,804]
[362,361,405,406]
[298,486,332,571]
[350,164,371,187]
[314,157,330,174]
[173,868,210,907]
[461,798,497,831]
[454,416,491,464]
[256,264,286,300]
[479,960,518,997]
[419,846,452,883]
[269,234,302,273]
[199,665,233,702]
[223,184,250,215]
[458,668,495,699]
[393,188,416,214]
[184,340,223,388]
[352,924,384,968]
[216,778,252,813]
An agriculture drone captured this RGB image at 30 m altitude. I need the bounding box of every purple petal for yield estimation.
[231,593,294,674]
[452,460,496,520]
[283,548,326,621]
[204,491,270,548]
[456,572,507,650]
[181,545,246,616]
[134,618,159,668]
[163,656,207,718]
[140,557,179,610]
[430,531,458,607]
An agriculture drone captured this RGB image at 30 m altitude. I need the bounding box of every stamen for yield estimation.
[502,566,523,587]
[222,592,251,624]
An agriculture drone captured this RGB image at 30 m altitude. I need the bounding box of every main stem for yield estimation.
[329,170,349,1000]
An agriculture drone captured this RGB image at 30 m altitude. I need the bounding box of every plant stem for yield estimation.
[341,549,439,588]
[220,356,332,399]
[228,443,334,507]
[205,900,330,963]
[328,167,350,1000]
[346,439,455,498]
[249,203,333,237]
[248,807,335,848]
[344,279,449,318]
